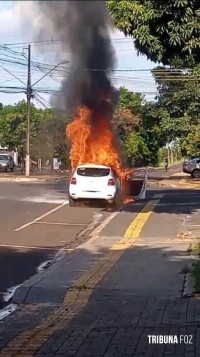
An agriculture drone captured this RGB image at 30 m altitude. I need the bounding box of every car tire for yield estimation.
[4,167,7,173]
[192,169,200,179]
[112,192,123,210]
[69,196,77,207]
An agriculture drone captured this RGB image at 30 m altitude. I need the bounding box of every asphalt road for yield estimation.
[0,181,110,309]
[0,162,185,310]
[148,162,183,180]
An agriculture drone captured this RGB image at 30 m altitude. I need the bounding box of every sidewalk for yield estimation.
[159,172,200,189]
[148,160,183,170]
[0,193,200,356]
[0,172,68,183]
[148,171,200,189]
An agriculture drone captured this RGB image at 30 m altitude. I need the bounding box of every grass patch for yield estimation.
[180,265,191,274]
[191,242,200,257]
[187,244,193,255]
[191,262,200,292]
[190,241,200,292]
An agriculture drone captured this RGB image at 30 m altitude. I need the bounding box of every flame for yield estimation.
[66,105,132,179]
[123,196,135,204]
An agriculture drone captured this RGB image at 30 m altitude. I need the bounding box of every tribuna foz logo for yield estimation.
[148,335,193,344]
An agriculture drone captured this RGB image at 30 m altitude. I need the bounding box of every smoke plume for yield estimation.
[38,0,117,115]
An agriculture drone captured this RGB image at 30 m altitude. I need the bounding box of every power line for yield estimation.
[33,93,50,108]
[0,65,26,86]
[0,39,60,47]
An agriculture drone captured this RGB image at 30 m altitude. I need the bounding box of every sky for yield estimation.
[0,1,157,108]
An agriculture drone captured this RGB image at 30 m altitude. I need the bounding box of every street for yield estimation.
[0,172,200,356]
[0,181,109,309]
[0,0,198,354]
[0,165,192,308]
[148,162,183,180]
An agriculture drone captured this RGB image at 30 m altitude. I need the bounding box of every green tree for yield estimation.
[115,87,164,166]
[113,87,143,140]
[107,0,200,66]
[32,109,70,165]
[0,100,43,156]
[124,132,150,167]
[152,66,200,155]
[138,102,165,165]
[183,125,200,156]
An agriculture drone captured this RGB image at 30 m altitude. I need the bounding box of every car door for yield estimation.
[121,167,148,201]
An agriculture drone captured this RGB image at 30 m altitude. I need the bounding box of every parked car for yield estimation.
[183,157,200,178]
[68,163,122,207]
[0,153,15,172]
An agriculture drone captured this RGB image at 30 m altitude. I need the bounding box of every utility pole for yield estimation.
[24,52,68,176]
[25,45,32,176]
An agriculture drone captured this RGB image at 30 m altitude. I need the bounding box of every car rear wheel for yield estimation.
[111,193,123,210]
[192,169,200,179]
[69,196,77,207]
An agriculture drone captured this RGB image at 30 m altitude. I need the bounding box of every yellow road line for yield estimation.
[0,195,162,357]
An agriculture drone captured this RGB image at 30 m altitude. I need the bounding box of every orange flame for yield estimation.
[123,196,135,204]
[66,105,132,179]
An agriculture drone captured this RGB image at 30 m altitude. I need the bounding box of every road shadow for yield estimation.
[14,243,200,356]
[0,246,61,309]
[121,188,200,217]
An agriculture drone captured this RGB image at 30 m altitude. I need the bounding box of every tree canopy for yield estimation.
[107,0,200,66]
[152,65,200,155]
[114,87,164,166]
[0,77,199,168]
[0,101,69,164]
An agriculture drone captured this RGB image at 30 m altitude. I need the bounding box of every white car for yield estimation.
[68,163,122,207]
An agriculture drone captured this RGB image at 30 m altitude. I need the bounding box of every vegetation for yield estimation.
[0,0,199,167]
[189,243,200,292]
[0,75,199,167]
[0,100,69,166]
[114,88,164,166]
[107,0,200,67]
[107,0,200,164]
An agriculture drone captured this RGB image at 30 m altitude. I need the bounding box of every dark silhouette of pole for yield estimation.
[25,45,32,176]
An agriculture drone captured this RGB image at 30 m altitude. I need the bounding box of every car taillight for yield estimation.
[71,177,77,184]
[108,178,115,186]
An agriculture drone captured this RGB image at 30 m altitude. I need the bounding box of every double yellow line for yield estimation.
[0,194,163,357]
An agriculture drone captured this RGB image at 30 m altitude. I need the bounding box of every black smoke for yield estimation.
[38,0,118,115]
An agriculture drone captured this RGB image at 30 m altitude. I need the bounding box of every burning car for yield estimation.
[68,163,123,207]
[38,1,147,205]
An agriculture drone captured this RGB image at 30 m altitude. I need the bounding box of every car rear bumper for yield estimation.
[69,189,116,201]
[183,168,192,174]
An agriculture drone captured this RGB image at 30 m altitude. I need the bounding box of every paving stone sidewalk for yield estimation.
[0,293,200,357]
[1,247,200,357]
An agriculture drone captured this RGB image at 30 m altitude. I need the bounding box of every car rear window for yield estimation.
[0,155,9,160]
[191,158,200,163]
[77,167,110,177]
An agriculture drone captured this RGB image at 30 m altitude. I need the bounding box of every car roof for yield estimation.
[191,157,200,161]
[76,163,111,169]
